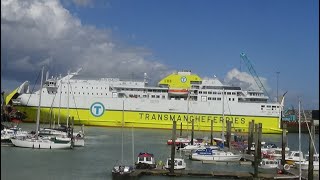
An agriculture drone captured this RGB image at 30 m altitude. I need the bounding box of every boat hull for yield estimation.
[16,106,282,134]
[295,161,319,171]
[191,154,242,161]
[11,138,72,149]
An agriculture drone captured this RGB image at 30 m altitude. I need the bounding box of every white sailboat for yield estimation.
[295,154,319,171]
[38,72,85,147]
[11,67,72,149]
[190,147,242,161]
[294,103,319,172]
[112,100,134,177]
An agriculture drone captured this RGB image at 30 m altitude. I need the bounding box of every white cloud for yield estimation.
[1,0,169,90]
[224,68,271,93]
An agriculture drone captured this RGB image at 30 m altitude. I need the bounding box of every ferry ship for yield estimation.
[7,70,284,133]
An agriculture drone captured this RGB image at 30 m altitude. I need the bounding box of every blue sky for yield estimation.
[1,0,319,110]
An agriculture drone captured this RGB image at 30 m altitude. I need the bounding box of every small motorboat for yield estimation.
[135,152,156,169]
[112,165,134,178]
[259,158,281,169]
[295,153,319,171]
[164,157,186,170]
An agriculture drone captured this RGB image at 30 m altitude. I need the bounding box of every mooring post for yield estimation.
[191,119,194,145]
[170,121,177,174]
[282,123,287,166]
[257,123,262,162]
[247,120,254,154]
[308,119,315,179]
[210,120,213,146]
[254,123,259,178]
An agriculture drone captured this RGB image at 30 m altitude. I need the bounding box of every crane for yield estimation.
[240,53,271,100]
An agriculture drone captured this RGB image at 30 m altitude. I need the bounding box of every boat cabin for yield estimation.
[165,157,186,170]
[259,158,280,169]
[135,152,156,169]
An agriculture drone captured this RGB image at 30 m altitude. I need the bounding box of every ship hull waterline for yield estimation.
[16,106,282,134]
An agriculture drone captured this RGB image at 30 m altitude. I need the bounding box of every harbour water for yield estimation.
[1,123,319,180]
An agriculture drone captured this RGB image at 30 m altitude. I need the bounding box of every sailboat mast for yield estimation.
[36,66,44,138]
[67,72,70,127]
[132,125,134,166]
[121,99,124,164]
[221,88,225,144]
[298,99,301,180]
[58,80,62,126]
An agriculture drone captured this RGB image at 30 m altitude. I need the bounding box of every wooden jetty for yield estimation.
[129,168,304,179]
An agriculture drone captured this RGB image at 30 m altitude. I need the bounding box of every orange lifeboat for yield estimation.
[168,88,189,95]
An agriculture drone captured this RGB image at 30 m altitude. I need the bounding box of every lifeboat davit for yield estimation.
[168,88,189,95]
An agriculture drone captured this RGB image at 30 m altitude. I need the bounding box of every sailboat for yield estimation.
[38,71,85,147]
[112,100,134,177]
[294,102,319,171]
[11,67,72,149]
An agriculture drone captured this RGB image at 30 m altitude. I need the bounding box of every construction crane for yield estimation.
[240,53,271,100]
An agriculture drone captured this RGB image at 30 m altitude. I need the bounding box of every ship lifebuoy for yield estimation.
[284,164,290,171]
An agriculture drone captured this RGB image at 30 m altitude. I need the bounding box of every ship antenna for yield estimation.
[144,73,148,85]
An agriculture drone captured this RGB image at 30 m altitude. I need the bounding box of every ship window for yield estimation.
[151,95,155,98]
[261,105,265,107]
[143,95,147,98]
[227,92,231,95]
[208,97,211,100]
[213,97,216,100]
[65,92,67,94]
[82,87,83,89]
[217,98,221,100]
[156,95,160,98]
[229,98,231,101]
[88,93,89,95]
[101,87,102,89]
[92,93,94,95]
[92,87,93,89]
[232,92,236,95]
[74,92,75,94]
[83,93,85,94]
[199,91,202,94]
[106,93,108,95]
[232,98,235,101]
[203,91,207,94]
[208,91,212,94]
[162,95,165,99]
[218,92,221,94]
[97,93,98,95]
[101,93,102,95]
[79,92,80,94]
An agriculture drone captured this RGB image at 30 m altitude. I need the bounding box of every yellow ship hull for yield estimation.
[16,106,282,134]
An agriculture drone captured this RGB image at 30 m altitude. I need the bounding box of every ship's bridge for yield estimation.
[158,70,202,89]
[158,70,202,97]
